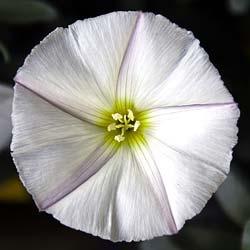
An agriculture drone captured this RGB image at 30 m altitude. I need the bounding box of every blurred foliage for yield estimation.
[0,177,29,202]
[140,223,241,250]
[0,0,58,24]
[0,0,58,65]
[242,220,250,250]
[0,41,10,62]
[139,236,181,250]
[216,166,250,227]
[228,0,250,15]
[172,225,240,250]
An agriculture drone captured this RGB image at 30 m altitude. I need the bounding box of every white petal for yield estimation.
[47,145,172,242]
[11,84,115,210]
[0,84,13,151]
[143,103,239,230]
[14,12,139,124]
[115,12,233,110]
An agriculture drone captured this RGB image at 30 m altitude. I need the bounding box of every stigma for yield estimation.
[107,109,141,142]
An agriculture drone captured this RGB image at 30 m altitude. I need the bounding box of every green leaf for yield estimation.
[139,236,182,250]
[242,220,250,250]
[0,0,58,24]
[216,165,250,227]
[173,225,240,250]
[228,0,250,15]
[0,41,10,62]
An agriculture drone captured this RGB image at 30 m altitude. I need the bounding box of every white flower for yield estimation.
[11,11,240,242]
[0,83,13,151]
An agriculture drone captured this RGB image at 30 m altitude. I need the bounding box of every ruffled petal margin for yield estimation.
[115,12,233,110]
[143,102,239,230]
[11,11,240,242]
[11,84,116,210]
[14,12,139,124]
[46,145,176,242]
[46,98,240,242]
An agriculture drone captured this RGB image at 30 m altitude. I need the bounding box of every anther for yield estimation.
[114,135,125,142]
[107,109,141,142]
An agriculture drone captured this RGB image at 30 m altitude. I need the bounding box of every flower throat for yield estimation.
[107,109,140,142]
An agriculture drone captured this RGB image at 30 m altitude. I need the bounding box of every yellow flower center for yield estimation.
[107,109,141,142]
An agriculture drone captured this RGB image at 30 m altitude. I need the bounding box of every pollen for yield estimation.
[107,109,141,142]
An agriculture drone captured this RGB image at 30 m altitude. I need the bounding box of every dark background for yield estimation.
[0,0,249,250]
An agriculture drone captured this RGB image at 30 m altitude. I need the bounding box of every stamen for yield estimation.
[134,121,141,131]
[107,109,140,142]
[107,123,117,131]
[114,135,125,142]
[127,109,134,121]
[112,113,123,121]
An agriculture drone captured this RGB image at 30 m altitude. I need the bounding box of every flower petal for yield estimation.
[0,84,13,151]
[115,12,233,110]
[46,145,174,242]
[142,103,239,230]
[11,84,116,210]
[14,12,139,124]
[44,102,239,242]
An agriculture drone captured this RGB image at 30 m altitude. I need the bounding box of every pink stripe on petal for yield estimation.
[145,102,239,118]
[40,141,117,210]
[130,136,178,234]
[115,12,144,107]
[151,102,236,110]
[15,82,108,125]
